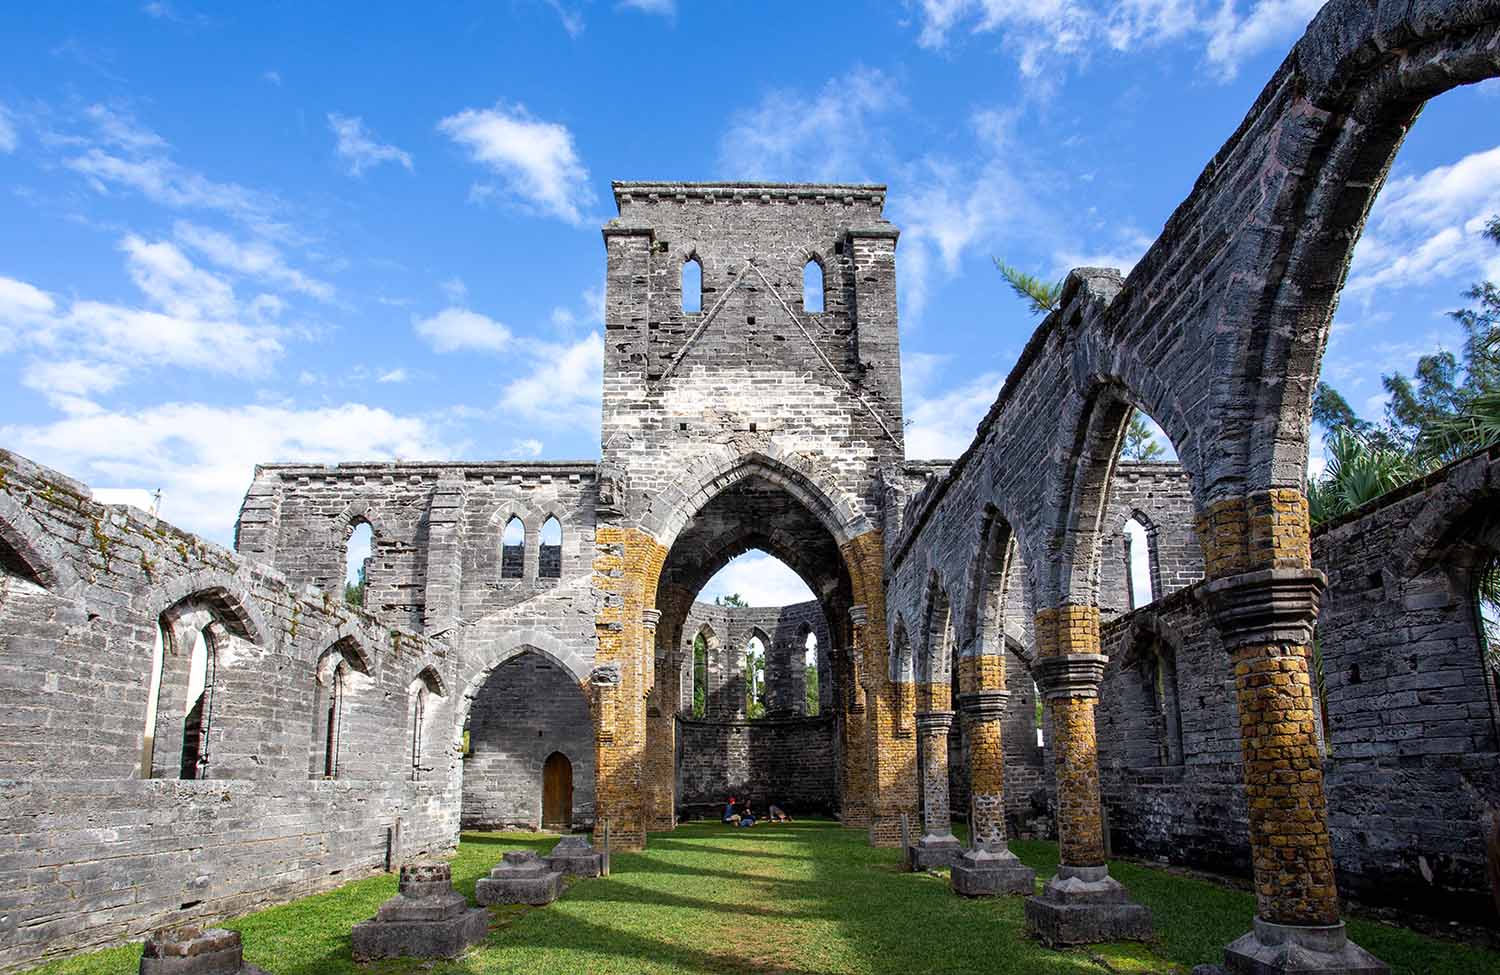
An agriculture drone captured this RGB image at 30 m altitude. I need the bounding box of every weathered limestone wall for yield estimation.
[678,600,831,719]
[676,715,838,818]
[0,449,460,972]
[461,650,596,830]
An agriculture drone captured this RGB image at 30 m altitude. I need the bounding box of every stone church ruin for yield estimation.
[3,3,1500,972]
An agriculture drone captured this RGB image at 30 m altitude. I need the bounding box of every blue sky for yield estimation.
[1,2,1497,606]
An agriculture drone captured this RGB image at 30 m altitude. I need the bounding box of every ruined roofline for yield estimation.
[253,460,599,477]
[688,597,824,616]
[612,181,887,209]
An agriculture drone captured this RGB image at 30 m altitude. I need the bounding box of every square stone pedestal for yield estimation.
[950,846,1036,896]
[475,851,565,906]
[140,926,269,975]
[1221,918,1388,975]
[909,832,964,871]
[546,834,603,878]
[1024,865,1153,945]
[351,862,489,962]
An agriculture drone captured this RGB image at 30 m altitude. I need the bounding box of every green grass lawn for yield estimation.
[24,820,1500,975]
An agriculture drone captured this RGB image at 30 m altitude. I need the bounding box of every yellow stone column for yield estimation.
[909,681,961,870]
[641,607,677,832]
[1023,605,1151,944]
[1200,491,1386,974]
[950,652,1035,895]
[591,526,665,851]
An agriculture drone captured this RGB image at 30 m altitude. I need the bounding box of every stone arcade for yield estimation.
[3,4,1500,973]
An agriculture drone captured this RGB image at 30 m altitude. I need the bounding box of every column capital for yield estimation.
[915,710,955,733]
[1202,567,1325,649]
[958,689,1010,721]
[1033,654,1107,700]
[641,608,662,632]
[848,603,869,626]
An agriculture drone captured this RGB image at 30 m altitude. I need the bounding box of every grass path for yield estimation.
[24,821,1500,975]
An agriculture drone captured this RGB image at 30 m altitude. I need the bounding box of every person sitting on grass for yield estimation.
[768,803,791,822]
[738,804,757,827]
[723,797,739,825]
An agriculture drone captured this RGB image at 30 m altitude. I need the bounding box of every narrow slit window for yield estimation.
[682,257,702,314]
[346,521,372,608]
[1124,516,1155,609]
[501,516,525,579]
[539,516,562,579]
[803,259,824,313]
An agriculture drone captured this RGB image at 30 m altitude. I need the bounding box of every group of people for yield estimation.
[721,797,791,827]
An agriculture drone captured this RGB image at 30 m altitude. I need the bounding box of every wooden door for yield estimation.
[542,751,572,830]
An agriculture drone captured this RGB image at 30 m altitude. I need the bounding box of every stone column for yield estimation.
[1023,606,1151,945]
[838,607,872,829]
[951,654,1034,896]
[1200,488,1387,975]
[910,706,961,869]
[642,608,676,832]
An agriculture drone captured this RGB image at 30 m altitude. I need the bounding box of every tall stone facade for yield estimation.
[4,6,1500,970]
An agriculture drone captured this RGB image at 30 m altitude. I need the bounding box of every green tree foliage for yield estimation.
[745,641,766,720]
[804,654,820,716]
[715,593,749,608]
[343,563,366,608]
[1121,410,1166,461]
[994,259,1063,315]
[692,632,707,718]
[1310,216,1500,671]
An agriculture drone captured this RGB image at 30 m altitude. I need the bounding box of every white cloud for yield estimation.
[377,368,409,383]
[0,402,454,544]
[173,221,334,300]
[0,105,17,153]
[501,332,603,429]
[0,276,59,323]
[1346,145,1500,297]
[545,0,586,36]
[437,103,595,224]
[121,234,237,319]
[910,0,1321,83]
[328,113,413,177]
[440,277,468,303]
[414,307,513,353]
[904,368,1003,459]
[510,437,544,457]
[698,550,816,607]
[23,359,126,398]
[719,67,902,181]
[619,0,675,14]
[1203,0,1323,79]
[262,69,281,85]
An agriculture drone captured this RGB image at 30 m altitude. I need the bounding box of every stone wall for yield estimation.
[461,650,595,830]
[678,600,831,719]
[0,449,460,972]
[676,715,838,819]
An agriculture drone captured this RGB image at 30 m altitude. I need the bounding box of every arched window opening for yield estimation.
[408,667,444,780]
[1123,516,1156,609]
[501,516,525,579]
[310,640,368,780]
[179,626,218,779]
[804,629,820,716]
[746,634,767,720]
[1141,644,1183,766]
[143,609,225,780]
[1033,679,1045,748]
[803,259,824,313]
[539,516,562,579]
[692,630,709,718]
[682,257,702,314]
[346,521,373,608]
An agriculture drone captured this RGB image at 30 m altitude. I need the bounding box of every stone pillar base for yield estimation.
[1024,865,1152,946]
[545,834,603,877]
[951,846,1036,896]
[140,927,270,975]
[1220,918,1388,975]
[909,832,963,871]
[351,863,489,962]
[475,851,565,906]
